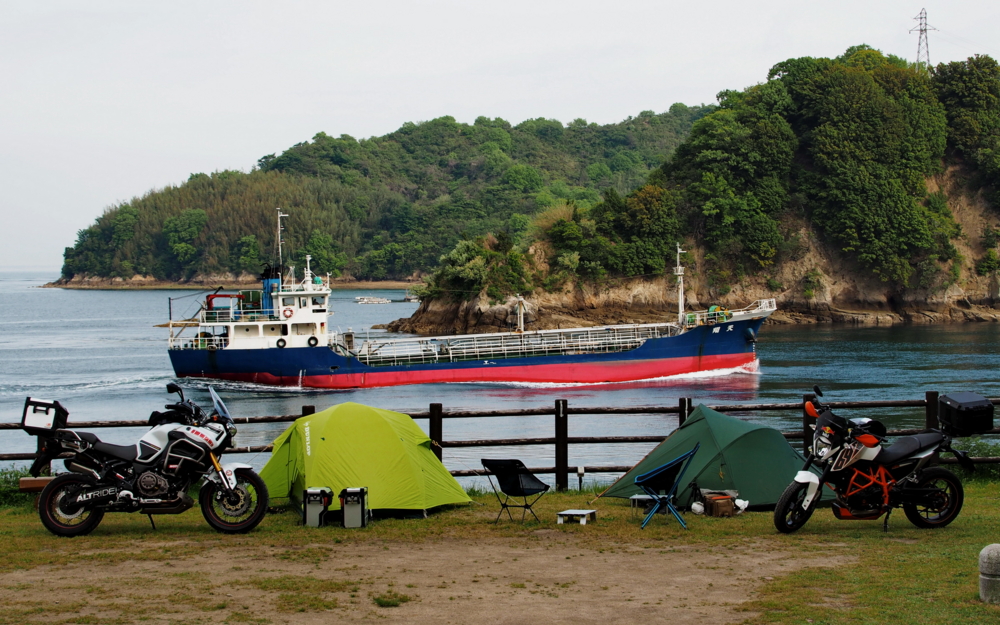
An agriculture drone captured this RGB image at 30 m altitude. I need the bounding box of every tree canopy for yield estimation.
[424,47,998,301]
[62,106,710,281]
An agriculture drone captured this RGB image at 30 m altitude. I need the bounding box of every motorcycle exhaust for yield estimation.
[140,493,195,515]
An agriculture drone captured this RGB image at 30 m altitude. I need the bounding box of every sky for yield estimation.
[1,1,998,271]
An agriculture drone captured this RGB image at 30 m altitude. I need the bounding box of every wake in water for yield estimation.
[0,374,171,398]
[458,359,762,389]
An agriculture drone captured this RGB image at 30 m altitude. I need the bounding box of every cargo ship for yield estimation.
[166,213,776,389]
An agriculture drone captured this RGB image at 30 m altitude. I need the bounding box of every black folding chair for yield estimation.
[481,459,550,523]
[634,443,700,529]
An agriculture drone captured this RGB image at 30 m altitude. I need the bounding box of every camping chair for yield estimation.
[481,459,550,523]
[634,443,700,529]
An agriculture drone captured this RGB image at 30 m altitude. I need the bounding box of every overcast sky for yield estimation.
[2,1,997,270]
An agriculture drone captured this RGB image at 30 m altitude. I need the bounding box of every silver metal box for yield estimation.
[339,487,369,528]
[303,487,333,527]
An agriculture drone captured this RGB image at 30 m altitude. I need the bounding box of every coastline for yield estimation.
[42,279,419,291]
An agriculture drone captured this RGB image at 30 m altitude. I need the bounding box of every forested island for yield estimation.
[59,104,709,284]
[58,46,1000,328]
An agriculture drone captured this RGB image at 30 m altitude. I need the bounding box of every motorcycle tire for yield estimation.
[774,480,817,534]
[199,468,269,534]
[902,467,964,529]
[38,473,105,537]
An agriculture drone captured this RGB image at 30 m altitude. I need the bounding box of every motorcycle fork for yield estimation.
[209,452,233,493]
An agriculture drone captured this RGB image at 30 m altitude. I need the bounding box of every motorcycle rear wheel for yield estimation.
[774,480,816,534]
[902,467,964,529]
[38,473,105,537]
[199,469,269,534]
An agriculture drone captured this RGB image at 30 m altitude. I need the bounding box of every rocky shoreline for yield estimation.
[382,274,1000,336]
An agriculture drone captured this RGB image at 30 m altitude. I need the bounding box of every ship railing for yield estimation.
[682,298,777,327]
[355,324,681,367]
[275,283,329,293]
[167,336,229,350]
[199,310,279,323]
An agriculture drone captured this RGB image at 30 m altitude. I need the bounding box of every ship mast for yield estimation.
[276,208,288,290]
[674,243,685,324]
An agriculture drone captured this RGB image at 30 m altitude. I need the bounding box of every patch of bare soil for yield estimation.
[0,537,851,625]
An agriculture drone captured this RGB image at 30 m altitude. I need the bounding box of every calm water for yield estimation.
[3,270,999,487]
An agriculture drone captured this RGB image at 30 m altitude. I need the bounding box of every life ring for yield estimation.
[276,338,286,348]
[282,307,294,319]
[307,336,319,347]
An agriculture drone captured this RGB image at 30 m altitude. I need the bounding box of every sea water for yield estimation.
[3,270,1000,487]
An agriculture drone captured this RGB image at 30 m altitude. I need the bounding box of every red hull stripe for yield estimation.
[184,353,756,389]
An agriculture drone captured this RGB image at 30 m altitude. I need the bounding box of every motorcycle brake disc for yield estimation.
[217,485,252,516]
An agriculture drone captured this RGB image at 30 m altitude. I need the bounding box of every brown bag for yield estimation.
[704,495,735,517]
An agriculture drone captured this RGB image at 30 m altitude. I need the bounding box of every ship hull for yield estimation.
[169,318,766,389]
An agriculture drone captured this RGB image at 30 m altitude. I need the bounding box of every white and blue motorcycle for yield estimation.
[22,384,268,536]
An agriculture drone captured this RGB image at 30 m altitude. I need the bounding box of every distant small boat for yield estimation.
[356,296,391,304]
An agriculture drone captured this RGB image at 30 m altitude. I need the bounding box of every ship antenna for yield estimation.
[276,208,288,290]
[674,243,686,324]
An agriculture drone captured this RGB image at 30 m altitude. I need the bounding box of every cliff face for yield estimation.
[388,167,1000,335]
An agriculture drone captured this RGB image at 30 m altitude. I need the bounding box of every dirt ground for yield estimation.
[0,534,851,625]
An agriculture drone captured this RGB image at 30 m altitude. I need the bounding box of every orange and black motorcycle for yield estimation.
[774,386,980,533]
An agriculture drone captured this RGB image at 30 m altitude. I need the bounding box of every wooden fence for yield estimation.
[2,391,999,490]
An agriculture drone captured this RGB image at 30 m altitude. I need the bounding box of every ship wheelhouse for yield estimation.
[167,256,332,352]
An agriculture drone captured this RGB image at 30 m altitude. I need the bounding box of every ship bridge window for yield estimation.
[292,323,317,336]
[299,297,308,308]
[312,296,327,308]
[281,297,295,307]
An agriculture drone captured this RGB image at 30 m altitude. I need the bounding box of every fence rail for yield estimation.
[3,392,999,489]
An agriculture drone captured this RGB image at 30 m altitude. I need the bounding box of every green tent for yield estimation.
[600,404,807,510]
[260,402,471,512]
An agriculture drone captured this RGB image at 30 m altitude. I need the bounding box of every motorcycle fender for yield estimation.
[794,471,821,509]
[206,462,251,489]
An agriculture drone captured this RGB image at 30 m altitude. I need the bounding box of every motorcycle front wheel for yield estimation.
[774,480,816,534]
[38,473,105,537]
[902,467,964,529]
[199,468,269,534]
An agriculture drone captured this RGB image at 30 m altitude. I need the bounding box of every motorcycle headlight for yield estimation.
[815,434,833,461]
[226,423,238,437]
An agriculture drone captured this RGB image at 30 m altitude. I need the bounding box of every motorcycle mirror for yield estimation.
[813,385,823,398]
[166,382,184,401]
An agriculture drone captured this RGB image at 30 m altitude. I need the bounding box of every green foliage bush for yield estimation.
[975,249,1000,275]
[0,467,33,508]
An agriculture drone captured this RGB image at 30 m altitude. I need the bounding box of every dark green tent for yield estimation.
[600,405,807,510]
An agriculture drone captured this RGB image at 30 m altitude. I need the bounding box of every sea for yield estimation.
[3,269,1000,488]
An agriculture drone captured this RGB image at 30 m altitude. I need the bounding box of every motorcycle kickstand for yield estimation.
[147,514,156,531]
[882,508,892,533]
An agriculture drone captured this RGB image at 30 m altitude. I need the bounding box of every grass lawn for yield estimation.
[0,481,997,624]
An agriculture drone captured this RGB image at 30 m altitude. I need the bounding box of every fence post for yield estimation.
[429,403,443,461]
[678,397,690,426]
[802,394,815,455]
[925,391,939,430]
[301,405,315,416]
[555,399,568,491]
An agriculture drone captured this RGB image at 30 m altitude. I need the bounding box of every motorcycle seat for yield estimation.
[875,432,944,464]
[56,430,100,444]
[93,441,139,462]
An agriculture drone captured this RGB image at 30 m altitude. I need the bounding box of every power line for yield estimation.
[909,8,937,71]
